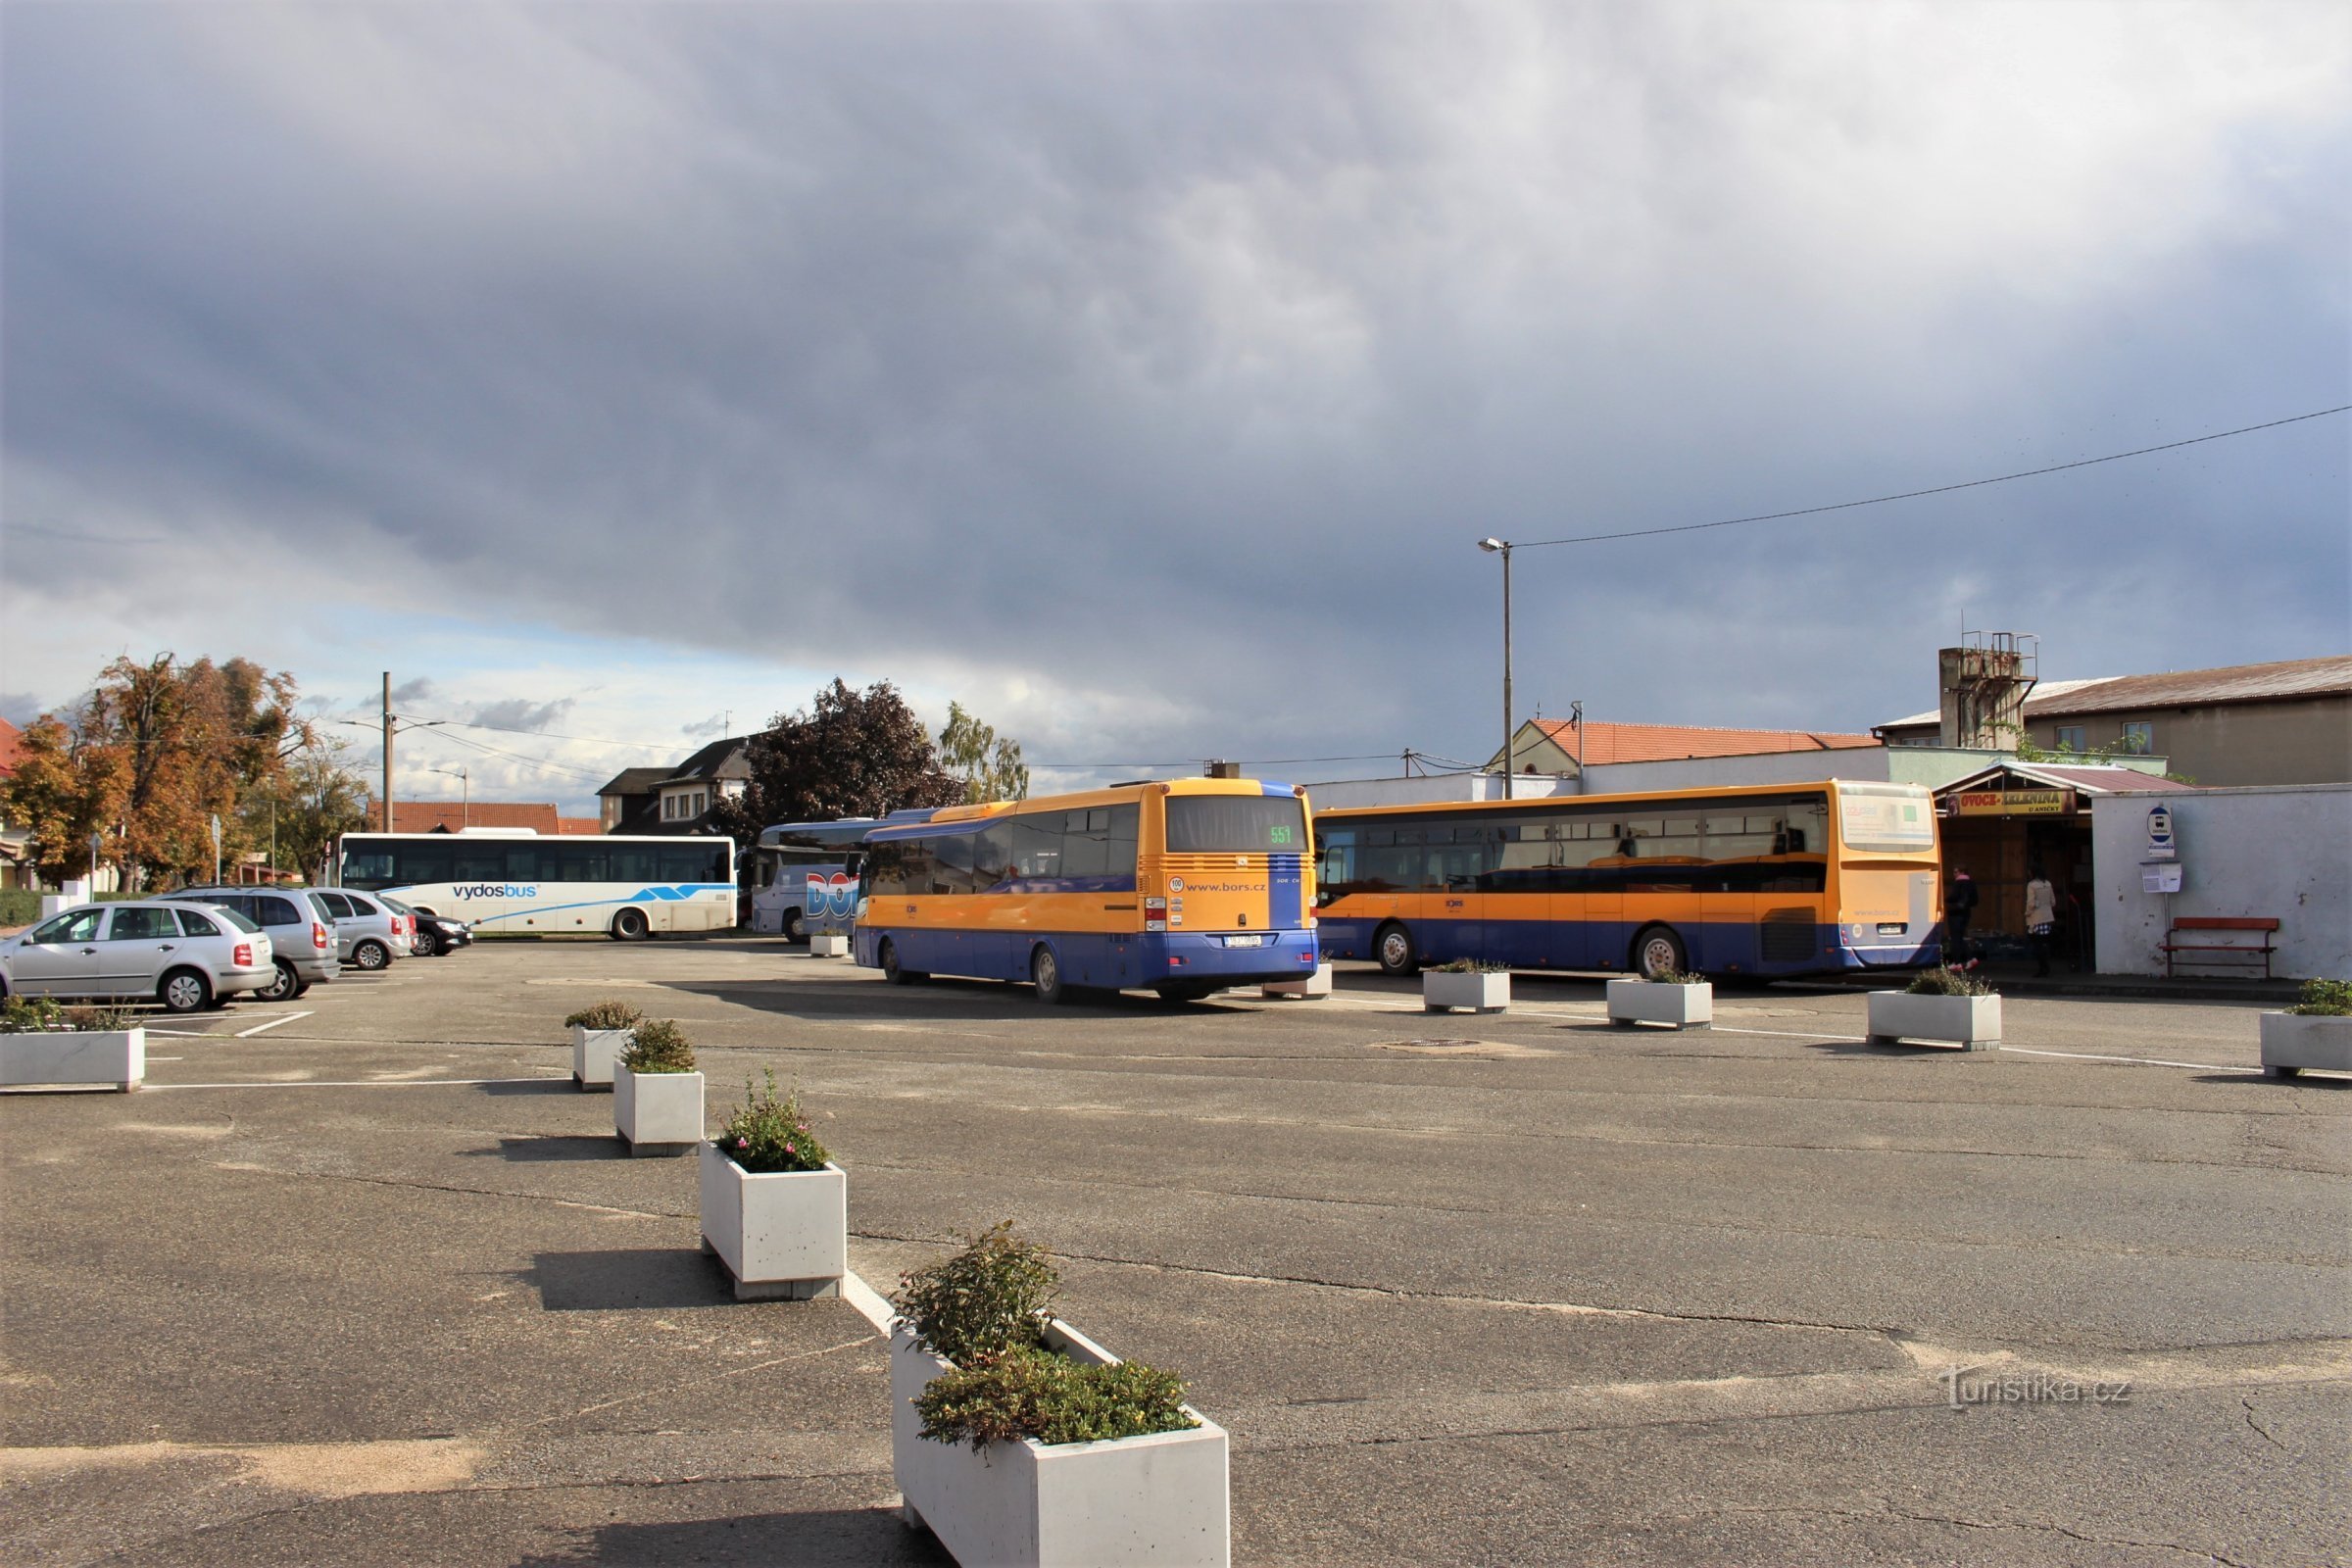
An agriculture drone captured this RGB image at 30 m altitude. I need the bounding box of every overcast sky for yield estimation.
[5,1,2346,813]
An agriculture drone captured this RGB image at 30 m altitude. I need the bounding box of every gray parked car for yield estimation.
[310,888,412,970]
[0,901,277,1012]
[166,888,342,1001]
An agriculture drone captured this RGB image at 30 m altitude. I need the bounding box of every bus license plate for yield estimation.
[1223,934,1263,948]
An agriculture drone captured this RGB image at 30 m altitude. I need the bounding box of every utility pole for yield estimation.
[1479,538,1515,801]
[382,671,394,832]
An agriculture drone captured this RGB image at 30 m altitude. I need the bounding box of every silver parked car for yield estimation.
[310,887,412,970]
[166,888,342,1001]
[0,901,277,1012]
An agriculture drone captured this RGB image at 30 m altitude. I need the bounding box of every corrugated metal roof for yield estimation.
[2028,656,2352,715]
[1876,678,2112,732]
[2020,765,2185,794]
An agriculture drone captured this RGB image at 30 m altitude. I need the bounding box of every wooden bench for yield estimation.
[2160,916,2279,979]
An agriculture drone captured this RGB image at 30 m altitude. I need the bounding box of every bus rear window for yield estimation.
[1165,797,1307,854]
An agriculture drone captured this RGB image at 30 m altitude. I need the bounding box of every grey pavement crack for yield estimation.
[2241,1396,2290,1452]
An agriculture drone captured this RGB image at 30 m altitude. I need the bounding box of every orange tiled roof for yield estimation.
[557,817,603,836]
[387,801,563,835]
[1530,718,1881,766]
[0,717,23,778]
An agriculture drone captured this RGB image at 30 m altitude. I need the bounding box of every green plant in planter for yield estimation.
[1906,966,1992,998]
[715,1070,831,1172]
[2286,978,2352,1017]
[1644,966,1704,986]
[59,1004,133,1031]
[564,1000,645,1031]
[618,1018,696,1073]
[1,996,65,1033]
[1431,957,1508,974]
[895,1222,1198,1451]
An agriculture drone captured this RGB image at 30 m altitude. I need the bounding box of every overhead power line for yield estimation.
[1515,404,2351,551]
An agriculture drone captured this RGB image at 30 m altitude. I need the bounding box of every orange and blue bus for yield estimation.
[853,777,1321,1004]
[1312,779,1940,980]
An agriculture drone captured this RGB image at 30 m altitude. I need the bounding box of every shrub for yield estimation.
[1,996,65,1033]
[1906,966,1992,998]
[715,1070,831,1173]
[564,1000,644,1031]
[60,1004,133,1031]
[619,1017,696,1073]
[912,1346,1199,1450]
[894,1221,1058,1367]
[1431,957,1508,974]
[2287,978,2352,1017]
[0,888,41,928]
[1644,966,1704,986]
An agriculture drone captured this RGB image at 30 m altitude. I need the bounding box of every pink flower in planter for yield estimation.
[735,1137,749,1150]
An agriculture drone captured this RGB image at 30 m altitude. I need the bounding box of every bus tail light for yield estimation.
[1145,896,1167,934]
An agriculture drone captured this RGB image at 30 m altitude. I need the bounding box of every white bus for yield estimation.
[336,831,737,940]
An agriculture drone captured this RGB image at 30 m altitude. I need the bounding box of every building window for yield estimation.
[2054,725,2086,753]
[2121,721,2154,755]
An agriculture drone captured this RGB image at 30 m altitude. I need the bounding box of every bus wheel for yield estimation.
[1632,925,1687,980]
[881,939,925,986]
[1375,922,1419,977]
[784,909,807,943]
[612,907,651,941]
[1032,946,1071,1005]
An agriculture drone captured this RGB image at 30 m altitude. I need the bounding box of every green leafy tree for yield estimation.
[938,702,1031,805]
[256,732,373,881]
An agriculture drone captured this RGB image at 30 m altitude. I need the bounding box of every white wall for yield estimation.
[2091,784,2351,980]
[1579,751,1894,795]
[1302,774,1571,810]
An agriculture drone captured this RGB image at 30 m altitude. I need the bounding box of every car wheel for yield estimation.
[159,968,212,1014]
[354,939,390,971]
[258,960,300,1003]
[1032,946,1069,1005]
[612,907,651,942]
[410,927,439,957]
[784,909,807,942]
[1632,925,1688,980]
[1375,922,1419,977]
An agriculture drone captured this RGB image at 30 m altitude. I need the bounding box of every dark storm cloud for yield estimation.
[5,2,2345,769]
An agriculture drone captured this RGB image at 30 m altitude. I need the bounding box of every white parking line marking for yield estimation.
[147,1075,565,1091]
[1997,1045,2232,1071]
[235,1010,314,1038]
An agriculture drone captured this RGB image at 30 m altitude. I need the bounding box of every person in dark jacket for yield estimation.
[1946,867,1981,967]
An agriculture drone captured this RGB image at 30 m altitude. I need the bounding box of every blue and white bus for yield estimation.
[337,831,736,940]
[745,818,883,940]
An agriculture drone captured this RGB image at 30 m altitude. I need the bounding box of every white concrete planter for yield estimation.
[1606,979,1713,1031]
[808,932,851,957]
[570,1026,633,1091]
[2260,1012,2352,1079]
[0,1028,144,1093]
[612,1065,705,1156]
[1867,992,2002,1051]
[892,1321,1229,1568]
[1423,970,1509,1014]
[1260,961,1333,1001]
[698,1146,846,1299]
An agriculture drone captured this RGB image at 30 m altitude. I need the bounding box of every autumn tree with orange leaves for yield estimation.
[2,655,324,889]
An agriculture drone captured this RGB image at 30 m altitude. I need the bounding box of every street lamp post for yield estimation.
[430,765,470,830]
[1479,537,1514,801]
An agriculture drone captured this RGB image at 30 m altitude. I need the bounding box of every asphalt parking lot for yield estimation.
[5,938,2347,1567]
